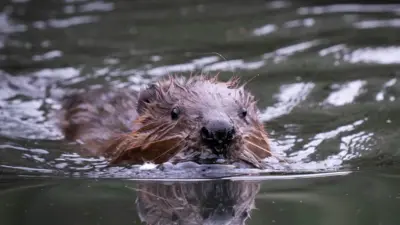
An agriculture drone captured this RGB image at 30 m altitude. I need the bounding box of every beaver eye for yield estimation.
[171,107,180,120]
[239,109,247,118]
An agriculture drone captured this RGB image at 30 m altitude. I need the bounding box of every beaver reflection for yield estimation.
[135,180,260,225]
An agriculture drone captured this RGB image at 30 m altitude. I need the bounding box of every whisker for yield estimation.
[208,51,236,78]
[244,140,272,154]
[151,135,188,161]
[126,186,170,203]
[241,73,260,88]
[151,129,197,162]
[238,149,264,169]
[143,123,176,145]
[126,186,180,211]
[244,139,288,163]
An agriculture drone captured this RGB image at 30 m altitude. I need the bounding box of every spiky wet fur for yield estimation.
[59,75,272,168]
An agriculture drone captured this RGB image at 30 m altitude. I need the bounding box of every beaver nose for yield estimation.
[201,120,235,154]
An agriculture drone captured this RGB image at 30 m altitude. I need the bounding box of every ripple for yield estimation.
[33,16,98,29]
[253,24,277,36]
[0,99,62,139]
[293,130,375,171]
[274,40,320,56]
[354,19,400,29]
[261,82,315,121]
[319,45,400,65]
[339,131,375,159]
[345,47,400,64]
[324,80,366,106]
[267,0,291,9]
[79,1,114,13]
[289,119,367,165]
[192,56,219,65]
[33,67,80,80]
[203,59,265,72]
[32,50,63,61]
[318,44,400,64]
[297,4,400,15]
[0,144,49,155]
[0,10,27,33]
[264,40,320,63]
[376,78,397,101]
[319,44,347,56]
[141,55,267,76]
[147,63,196,77]
[11,0,30,3]
[0,70,79,139]
[0,72,43,99]
[64,0,89,3]
[284,18,315,28]
[145,56,219,77]
[269,135,297,154]
[0,165,53,174]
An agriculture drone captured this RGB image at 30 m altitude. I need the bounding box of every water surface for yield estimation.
[1,0,400,224]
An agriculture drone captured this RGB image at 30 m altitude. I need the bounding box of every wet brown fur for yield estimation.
[59,75,272,168]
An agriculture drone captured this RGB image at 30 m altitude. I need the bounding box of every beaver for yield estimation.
[134,180,260,225]
[59,75,272,168]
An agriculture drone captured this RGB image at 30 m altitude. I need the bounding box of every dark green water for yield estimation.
[1,0,400,224]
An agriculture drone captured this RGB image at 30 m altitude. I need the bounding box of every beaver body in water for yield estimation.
[59,75,271,168]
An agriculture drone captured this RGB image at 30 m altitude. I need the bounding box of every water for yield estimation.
[1,0,400,224]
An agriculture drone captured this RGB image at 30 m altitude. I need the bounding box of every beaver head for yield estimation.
[104,75,271,168]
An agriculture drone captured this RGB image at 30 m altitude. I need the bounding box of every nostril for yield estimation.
[200,120,236,156]
[201,127,211,139]
[200,120,236,145]
[226,127,235,140]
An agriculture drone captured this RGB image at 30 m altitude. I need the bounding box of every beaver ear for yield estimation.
[137,84,157,114]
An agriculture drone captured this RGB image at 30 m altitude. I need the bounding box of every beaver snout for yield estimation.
[200,120,236,155]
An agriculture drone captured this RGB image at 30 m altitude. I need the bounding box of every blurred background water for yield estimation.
[1,0,400,224]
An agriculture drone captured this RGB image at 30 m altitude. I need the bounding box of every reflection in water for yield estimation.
[134,180,260,225]
[1,171,400,225]
[0,178,260,225]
